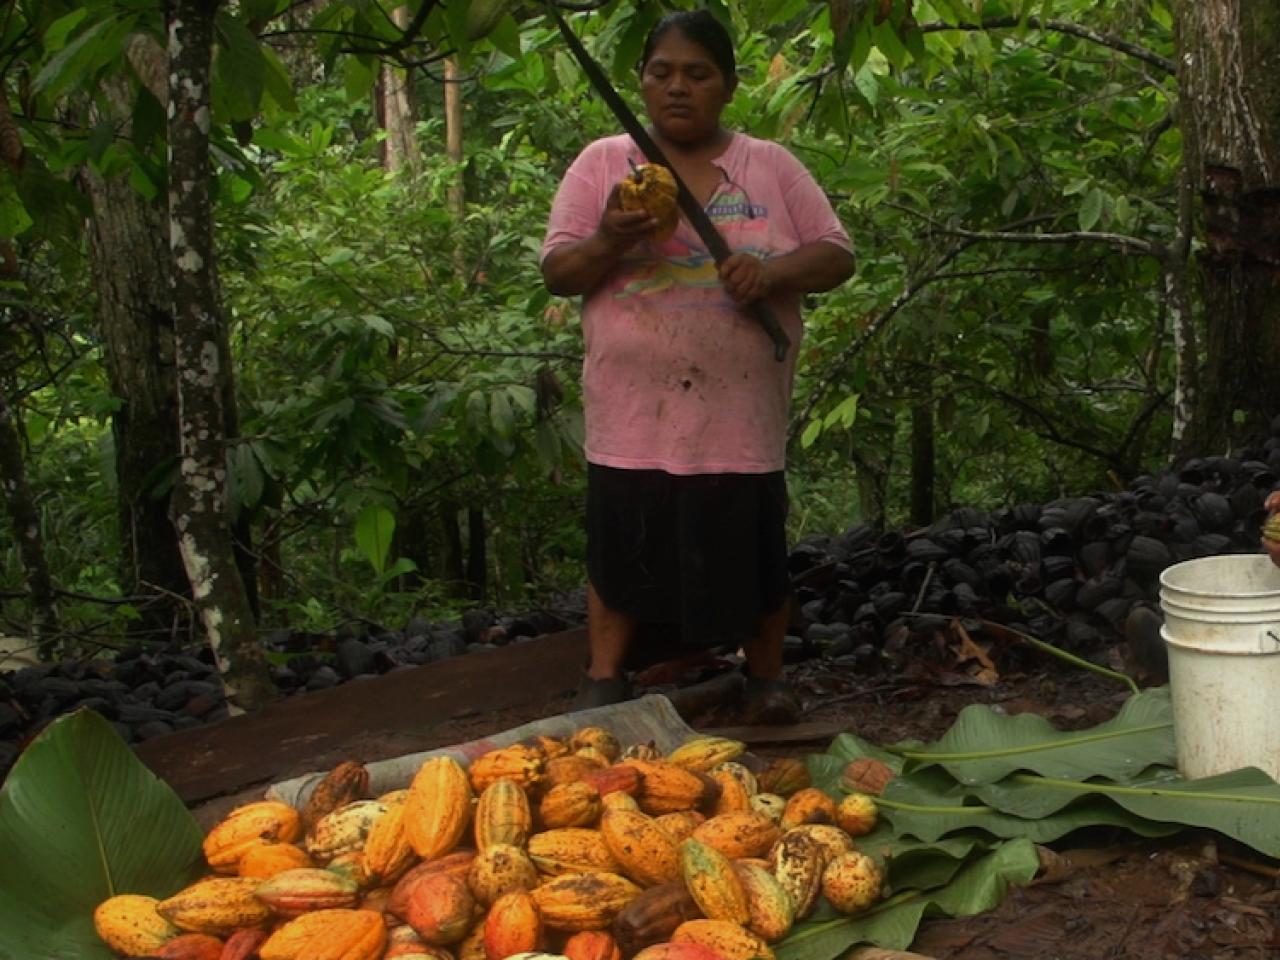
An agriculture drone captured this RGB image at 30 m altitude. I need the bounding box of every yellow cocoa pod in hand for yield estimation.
[619,163,679,242]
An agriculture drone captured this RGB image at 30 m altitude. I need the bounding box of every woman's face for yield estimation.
[639,30,736,145]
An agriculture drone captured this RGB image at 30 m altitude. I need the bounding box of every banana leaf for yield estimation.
[0,709,205,960]
[775,838,1041,960]
[897,686,1175,785]
[807,732,905,796]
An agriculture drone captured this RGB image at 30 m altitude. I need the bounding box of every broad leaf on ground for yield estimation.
[0,709,205,960]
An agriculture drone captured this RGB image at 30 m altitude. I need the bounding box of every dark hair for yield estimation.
[639,10,737,80]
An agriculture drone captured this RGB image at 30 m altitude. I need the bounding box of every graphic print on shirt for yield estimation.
[614,182,769,302]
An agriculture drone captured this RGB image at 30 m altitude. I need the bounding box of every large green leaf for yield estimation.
[0,710,205,960]
[899,686,1175,785]
[776,838,1041,959]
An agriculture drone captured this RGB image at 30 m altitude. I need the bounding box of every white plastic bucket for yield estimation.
[1159,554,1280,780]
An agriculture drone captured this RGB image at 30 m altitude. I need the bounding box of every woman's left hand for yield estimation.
[719,253,773,305]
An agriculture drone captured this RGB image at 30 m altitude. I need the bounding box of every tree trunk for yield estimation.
[0,394,60,650]
[380,6,420,173]
[910,402,934,526]
[1175,1,1280,454]
[467,505,486,601]
[167,0,275,711]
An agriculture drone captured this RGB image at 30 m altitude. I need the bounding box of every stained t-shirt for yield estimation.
[542,133,853,475]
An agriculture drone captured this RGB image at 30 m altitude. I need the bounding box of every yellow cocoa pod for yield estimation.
[821,849,884,915]
[835,792,879,837]
[530,871,642,932]
[787,823,855,862]
[599,808,681,889]
[690,812,780,861]
[528,828,620,877]
[1266,512,1280,542]
[238,841,315,879]
[779,787,838,831]
[671,918,775,960]
[539,781,602,830]
[618,163,679,242]
[305,799,387,864]
[653,809,705,844]
[569,727,621,763]
[469,744,546,794]
[363,802,418,886]
[93,894,182,957]
[259,907,386,960]
[203,800,303,874]
[475,777,532,852]
[708,770,753,816]
[677,838,749,926]
[666,737,745,773]
[157,876,273,937]
[767,831,827,920]
[403,756,474,860]
[733,861,793,943]
[253,867,360,918]
[601,791,640,814]
[468,841,540,907]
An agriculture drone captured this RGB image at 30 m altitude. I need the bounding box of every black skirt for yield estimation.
[586,463,791,650]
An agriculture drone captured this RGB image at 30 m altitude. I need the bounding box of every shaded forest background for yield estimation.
[1,0,1278,708]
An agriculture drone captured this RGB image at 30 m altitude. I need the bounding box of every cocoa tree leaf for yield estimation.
[0,709,204,960]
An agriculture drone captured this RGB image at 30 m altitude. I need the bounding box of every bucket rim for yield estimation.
[1159,554,1280,597]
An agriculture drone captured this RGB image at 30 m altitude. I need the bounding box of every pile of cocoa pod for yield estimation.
[93,730,889,960]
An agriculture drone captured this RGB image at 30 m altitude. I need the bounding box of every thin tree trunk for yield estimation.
[910,401,935,526]
[381,6,420,173]
[167,0,274,711]
[1175,0,1280,454]
[0,393,60,649]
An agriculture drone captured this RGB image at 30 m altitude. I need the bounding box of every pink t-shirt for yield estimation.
[542,133,853,475]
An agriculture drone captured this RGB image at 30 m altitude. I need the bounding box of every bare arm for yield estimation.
[718,241,856,306]
[541,185,659,297]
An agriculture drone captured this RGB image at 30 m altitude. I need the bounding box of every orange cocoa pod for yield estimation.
[779,788,838,831]
[599,808,681,888]
[302,761,371,834]
[563,929,623,960]
[220,927,269,960]
[520,733,572,760]
[543,755,608,790]
[483,889,544,960]
[237,841,314,879]
[203,801,303,875]
[756,759,810,799]
[530,871,643,932]
[359,884,394,915]
[475,778,532,852]
[690,813,780,861]
[631,942,725,960]
[403,757,474,861]
[539,781,603,830]
[677,838,749,926]
[528,828,620,877]
[625,761,718,816]
[707,771,753,816]
[403,872,477,946]
[581,764,644,798]
[468,744,546,794]
[468,841,540,907]
[455,922,488,960]
[653,810,705,844]
[157,876,273,938]
[363,802,419,886]
[383,924,453,960]
[610,881,703,956]
[153,932,224,960]
[258,907,385,960]
[672,919,774,960]
[388,849,477,921]
[254,867,360,918]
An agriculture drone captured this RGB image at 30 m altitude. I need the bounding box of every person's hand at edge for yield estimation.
[1263,490,1280,570]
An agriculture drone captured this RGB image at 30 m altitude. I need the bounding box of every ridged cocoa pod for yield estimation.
[253,867,360,918]
[153,932,224,960]
[569,727,622,763]
[468,841,540,907]
[520,734,572,760]
[779,788,837,831]
[157,876,273,938]
[748,794,786,826]
[475,778,532,852]
[528,828,620,877]
[531,871,642,932]
[562,929,624,960]
[203,801,303,874]
[625,761,717,816]
[839,758,894,797]
[707,770,753,816]
[404,757,474,861]
[581,764,644,798]
[543,755,608,790]
[388,850,477,921]
[599,808,681,888]
[786,823,854,862]
[469,744,546,794]
[602,792,641,814]
[237,841,315,879]
[93,894,182,957]
[539,781,603,830]
[733,861,793,943]
[620,743,663,762]
[302,761,371,834]
[363,802,418,885]
[690,812,780,861]
[653,810,705,844]
[671,919,774,960]
[611,881,704,955]
[483,889,544,960]
[665,738,746,773]
[677,838,749,926]
[382,924,444,960]
[403,873,477,946]
[755,759,810,799]
[767,831,827,920]
[220,927,269,960]
[305,800,388,864]
[258,907,386,960]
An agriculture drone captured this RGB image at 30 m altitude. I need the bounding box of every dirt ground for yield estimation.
[183,633,1280,960]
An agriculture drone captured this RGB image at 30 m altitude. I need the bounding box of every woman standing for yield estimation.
[542,10,856,722]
